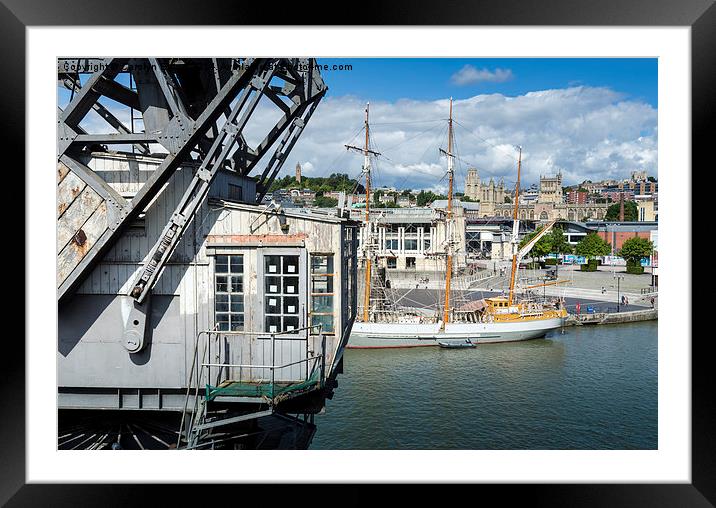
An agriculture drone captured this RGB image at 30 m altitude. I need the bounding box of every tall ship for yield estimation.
[348,98,567,348]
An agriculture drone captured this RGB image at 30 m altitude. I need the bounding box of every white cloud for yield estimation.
[263,86,657,192]
[451,65,514,86]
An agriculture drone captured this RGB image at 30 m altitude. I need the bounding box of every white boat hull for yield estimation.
[347,317,565,348]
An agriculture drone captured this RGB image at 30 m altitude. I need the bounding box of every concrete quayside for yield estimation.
[565,308,657,326]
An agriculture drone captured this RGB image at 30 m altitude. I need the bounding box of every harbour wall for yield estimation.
[566,308,658,326]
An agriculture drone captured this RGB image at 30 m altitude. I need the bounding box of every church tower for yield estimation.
[295,162,302,184]
[464,167,480,201]
[538,171,564,204]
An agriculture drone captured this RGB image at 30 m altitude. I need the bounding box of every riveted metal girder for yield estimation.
[57,58,327,303]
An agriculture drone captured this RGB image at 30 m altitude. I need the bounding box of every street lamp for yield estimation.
[614,274,624,312]
[555,251,559,278]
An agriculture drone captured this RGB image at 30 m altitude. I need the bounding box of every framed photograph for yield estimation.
[8,0,713,503]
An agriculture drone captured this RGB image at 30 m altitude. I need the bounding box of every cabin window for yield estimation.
[263,254,300,333]
[228,183,243,202]
[214,254,244,331]
[310,254,335,334]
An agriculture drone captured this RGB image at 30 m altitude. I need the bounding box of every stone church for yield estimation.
[464,168,505,216]
[464,168,608,221]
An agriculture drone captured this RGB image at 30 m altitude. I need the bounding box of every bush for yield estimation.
[580,259,598,272]
[544,258,559,266]
[625,260,644,274]
[524,262,541,270]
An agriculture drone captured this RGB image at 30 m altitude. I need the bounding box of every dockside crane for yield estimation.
[57,58,327,353]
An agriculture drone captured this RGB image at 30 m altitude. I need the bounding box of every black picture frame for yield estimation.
[6,0,713,504]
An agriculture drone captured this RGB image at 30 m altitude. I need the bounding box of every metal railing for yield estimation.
[178,324,326,448]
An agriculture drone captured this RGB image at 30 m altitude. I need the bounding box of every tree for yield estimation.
[416,190,445,207]
[574,233,611,260]
[313,195,338,208]
[269,172,364,194]
[605,200,638,221]
[548,227,572,255]
[519,230,552,264]
[618,237,653,263]
[647,176,656,183]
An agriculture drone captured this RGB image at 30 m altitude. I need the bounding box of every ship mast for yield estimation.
[346,103,380,322]
[507,146,523,306]
[440,97,455,327]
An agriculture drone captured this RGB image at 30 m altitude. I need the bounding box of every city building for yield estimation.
[601,188,636,202]
[588,221,658,253]
[463,167,506,216]
[378,192,397,205]
[289,188,316,205]
[397,194,415,207]
[349,200,469,272]
[567,189,588,204]
[537,170,563,204]
[520,185,540,204]
[635,195,658,221]
[631,170,648,181]
[467,171,609,221]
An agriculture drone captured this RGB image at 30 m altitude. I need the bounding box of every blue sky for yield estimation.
[317,58,657,108]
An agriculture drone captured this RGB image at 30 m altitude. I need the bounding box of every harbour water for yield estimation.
[312,320,657,449]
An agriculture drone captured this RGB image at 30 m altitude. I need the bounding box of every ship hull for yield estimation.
[347,317,565,348]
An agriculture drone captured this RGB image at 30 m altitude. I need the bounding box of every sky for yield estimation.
[317,58,657,107]
[284,58,658,192]
[58,58,658,193]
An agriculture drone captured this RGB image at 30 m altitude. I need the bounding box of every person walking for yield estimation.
[576,302,581,315]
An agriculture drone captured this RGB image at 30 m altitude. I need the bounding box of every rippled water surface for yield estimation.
[311,321,657,449]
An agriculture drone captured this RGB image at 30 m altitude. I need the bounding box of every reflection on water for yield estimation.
[311,321,657,449]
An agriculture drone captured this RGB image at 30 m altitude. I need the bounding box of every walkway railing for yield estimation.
[178,324,325,448]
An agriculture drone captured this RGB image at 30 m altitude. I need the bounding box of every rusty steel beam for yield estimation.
[58,58,261,302]
[57,58,327,303]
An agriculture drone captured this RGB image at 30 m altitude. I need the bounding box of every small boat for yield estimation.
[438,339,476,349]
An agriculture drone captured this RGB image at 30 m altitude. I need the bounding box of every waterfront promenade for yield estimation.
[379,262,657,311]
